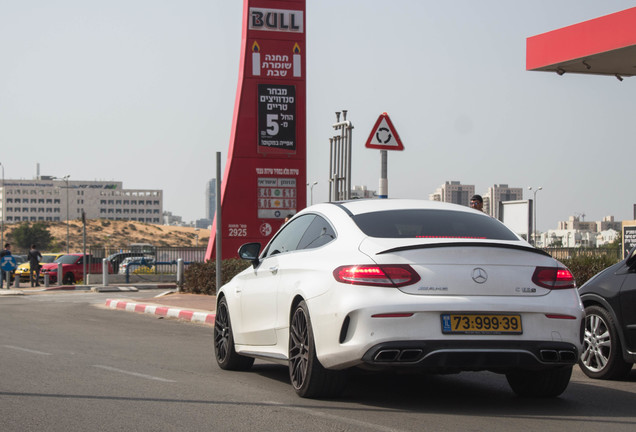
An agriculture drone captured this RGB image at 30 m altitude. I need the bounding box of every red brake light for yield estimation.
[532,267,576,289]
[333,265,421,287]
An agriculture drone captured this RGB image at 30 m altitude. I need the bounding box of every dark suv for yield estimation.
[578,247,636,379]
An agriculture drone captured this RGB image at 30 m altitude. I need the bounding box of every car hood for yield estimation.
[359,237,560,297]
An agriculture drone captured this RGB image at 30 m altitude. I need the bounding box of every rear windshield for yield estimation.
[352,209,519,240]
[56,255,79,264]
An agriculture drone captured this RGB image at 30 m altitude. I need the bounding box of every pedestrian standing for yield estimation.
[470,194,484,212]
[28,244,43,287]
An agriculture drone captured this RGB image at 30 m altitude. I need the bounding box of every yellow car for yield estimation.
[15,253,65,282]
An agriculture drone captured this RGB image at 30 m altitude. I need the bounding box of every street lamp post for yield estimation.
[54,175,71,253]
[308,181,318,206]
[528,186,542,246]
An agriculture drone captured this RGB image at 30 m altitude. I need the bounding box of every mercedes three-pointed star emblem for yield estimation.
[472,268,488,284]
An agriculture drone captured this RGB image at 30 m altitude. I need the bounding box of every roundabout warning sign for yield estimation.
[365,112,404,151]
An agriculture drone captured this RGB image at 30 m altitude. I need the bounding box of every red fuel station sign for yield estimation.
[206,0,306,260]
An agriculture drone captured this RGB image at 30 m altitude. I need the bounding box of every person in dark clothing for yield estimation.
[27,244,43,287]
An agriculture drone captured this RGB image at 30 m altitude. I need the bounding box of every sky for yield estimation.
[1,0,634,231]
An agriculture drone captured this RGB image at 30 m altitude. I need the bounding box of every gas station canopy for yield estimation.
[527,7,636,78]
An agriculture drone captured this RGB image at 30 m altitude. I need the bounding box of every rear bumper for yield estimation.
[361,340,579,372]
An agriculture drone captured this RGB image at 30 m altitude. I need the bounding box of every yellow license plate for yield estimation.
[441,313,522,335]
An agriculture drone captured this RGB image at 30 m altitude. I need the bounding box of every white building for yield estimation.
[351,185,376,199]
[0,176,162,224]
[540,215,621,248]
[483,184,523,219]
[429,181,475,206]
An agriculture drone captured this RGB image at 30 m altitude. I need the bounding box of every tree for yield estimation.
[10,222,53,251]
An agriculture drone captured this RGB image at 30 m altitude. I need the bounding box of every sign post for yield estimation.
[205,0,307,260]
[1,255,17,289]
[365,112,404,199]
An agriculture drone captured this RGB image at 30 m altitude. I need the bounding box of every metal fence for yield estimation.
[89,246,207,277]
[542,247,622,261]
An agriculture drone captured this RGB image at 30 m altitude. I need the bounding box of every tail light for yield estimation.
[532,267,576,289]
[333,265,421,287]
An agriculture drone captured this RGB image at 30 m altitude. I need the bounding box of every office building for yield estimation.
[484,184,523,219]
[429,181,475,206]
[0,176,162,224]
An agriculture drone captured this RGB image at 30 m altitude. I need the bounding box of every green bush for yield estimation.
[183,259,251,295]
[561,255,621,287]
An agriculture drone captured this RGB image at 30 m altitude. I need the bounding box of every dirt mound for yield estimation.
[3,220,210,251]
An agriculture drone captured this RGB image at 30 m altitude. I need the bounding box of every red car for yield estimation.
[40,254,114,284]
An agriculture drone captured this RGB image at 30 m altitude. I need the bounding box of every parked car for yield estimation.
[118,256,155,275]
[40,254,114,284]
[214,199,584,398]
[15,253,65,282]
[107,252,149,274]
[578,246,636,379]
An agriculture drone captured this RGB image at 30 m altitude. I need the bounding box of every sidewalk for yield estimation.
[104,292,217,326]
[0,283,217,326]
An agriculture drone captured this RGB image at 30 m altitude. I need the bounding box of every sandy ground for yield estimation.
[3,219,210,251]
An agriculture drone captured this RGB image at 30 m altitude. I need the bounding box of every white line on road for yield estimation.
[93,365,177,383]
[3,345,52,355]
[265,400,408,432]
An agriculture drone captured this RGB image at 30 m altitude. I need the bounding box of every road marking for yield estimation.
[3,345,52,355]
[93,365,176,383]
[265,400,408,432]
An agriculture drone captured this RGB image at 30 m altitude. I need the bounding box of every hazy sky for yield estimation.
[1,1,634,231]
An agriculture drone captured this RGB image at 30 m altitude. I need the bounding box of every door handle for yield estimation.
[269,266,278,275]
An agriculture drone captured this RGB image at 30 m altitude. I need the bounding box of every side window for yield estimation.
[297,216,336,250]
[264,215,316,257]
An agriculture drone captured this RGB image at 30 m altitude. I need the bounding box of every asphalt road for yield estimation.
[2,290,636,432]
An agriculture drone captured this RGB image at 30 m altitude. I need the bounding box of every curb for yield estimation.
[105,299,216,326]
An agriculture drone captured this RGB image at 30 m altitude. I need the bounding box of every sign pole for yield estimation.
[216,152,222,291]
[365,112,404,199]
[379,150,388,199]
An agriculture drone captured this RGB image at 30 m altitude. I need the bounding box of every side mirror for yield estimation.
[627,246,636,268]
[238,242,262,268]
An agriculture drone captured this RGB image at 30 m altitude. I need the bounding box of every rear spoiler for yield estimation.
[377,242,551,257]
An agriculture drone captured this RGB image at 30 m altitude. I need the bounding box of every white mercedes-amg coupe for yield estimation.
[214,199,584,398]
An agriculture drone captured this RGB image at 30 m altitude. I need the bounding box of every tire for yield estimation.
[579,305,633,379]
[214,297,254,371]
[63,273,75,285]
[288,300,346,398]
[506,366,572,397]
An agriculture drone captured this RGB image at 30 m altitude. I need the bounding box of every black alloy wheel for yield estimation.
[289,300,346,398]
[214,297,254,371]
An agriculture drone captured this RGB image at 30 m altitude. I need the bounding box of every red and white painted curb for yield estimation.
[105,299,216,325]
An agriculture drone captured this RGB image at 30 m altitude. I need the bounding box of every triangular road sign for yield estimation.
[365,112,404,151]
